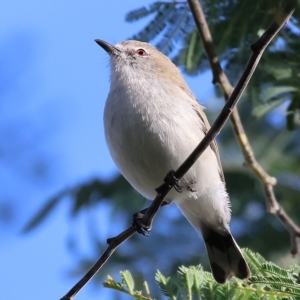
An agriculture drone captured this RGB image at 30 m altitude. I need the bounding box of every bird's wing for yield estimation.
[192,101,225,183]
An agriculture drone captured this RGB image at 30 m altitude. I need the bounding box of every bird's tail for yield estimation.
[201,225,250,284]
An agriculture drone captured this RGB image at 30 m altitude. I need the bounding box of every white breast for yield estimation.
[104,72,222,204]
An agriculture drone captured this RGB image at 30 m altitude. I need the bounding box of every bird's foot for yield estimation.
[132,211,151,236]
[163,169,183,193]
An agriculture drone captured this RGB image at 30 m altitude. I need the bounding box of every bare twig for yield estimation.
[60,227,135,300]
[59,4,294,299]
[187,0,299,254]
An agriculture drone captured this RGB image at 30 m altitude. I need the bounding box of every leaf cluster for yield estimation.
[126,0,300,130]
[104,249,300,300]
[126,1,195,55]
[22,176,144,233]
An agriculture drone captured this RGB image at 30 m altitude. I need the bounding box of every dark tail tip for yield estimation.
[203,227,250,283]
[210,262,227,284]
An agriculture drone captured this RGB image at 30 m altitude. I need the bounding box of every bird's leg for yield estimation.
[132,169,182,235]
[132,201,170,236]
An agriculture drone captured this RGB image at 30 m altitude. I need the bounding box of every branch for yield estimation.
[60,227,135,300]
[187,0,299,254]
[59,4,294,299]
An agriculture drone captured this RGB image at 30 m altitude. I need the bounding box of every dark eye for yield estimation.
[135,49,147,56]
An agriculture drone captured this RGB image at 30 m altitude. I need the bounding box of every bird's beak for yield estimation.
[94,39,121,55]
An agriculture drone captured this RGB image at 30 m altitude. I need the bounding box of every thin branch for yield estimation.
[59,4,295,299]
[60,227,135,300]
[187,0,299,254]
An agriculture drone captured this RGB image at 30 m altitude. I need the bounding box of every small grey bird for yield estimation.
[95,39,250,284]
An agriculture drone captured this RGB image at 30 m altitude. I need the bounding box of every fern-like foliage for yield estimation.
[155,270,182,300]
[125,1,194,55]
[104,248,300,299]
[103,271,153,300]
[125,0,300,129]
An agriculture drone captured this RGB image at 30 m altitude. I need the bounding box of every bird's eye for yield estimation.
[135,49,147,56]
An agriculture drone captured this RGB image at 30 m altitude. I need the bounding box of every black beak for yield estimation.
[94,39,120,54]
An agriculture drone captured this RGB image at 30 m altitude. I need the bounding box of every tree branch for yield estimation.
[59,4,295,299]
[187,0,299,254]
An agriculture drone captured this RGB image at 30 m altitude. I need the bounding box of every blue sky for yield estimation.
[0,1,216,300]
[0,1,152,299]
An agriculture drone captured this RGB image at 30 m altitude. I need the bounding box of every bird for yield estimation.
[95,38,250,284]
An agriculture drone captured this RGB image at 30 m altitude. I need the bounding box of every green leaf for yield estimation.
[177,265,194,299]
[288,265,300,283]
[250,275,300,297]
[252,98,286,118]
[173,29,204,75]
[261,263,294,280]
[72,185,92,214]
[286,96,300,131]
[126,2,167,22]
[104,273,154,300]
[103,275,127,293]
[199,277,220,300]
[104,250,300,299]
[186,30,199,72]
[155,270,179,300]
[22,195,62,233]
[121,270,135,293]
[261,86,298,103]
[265,64,293,80]
[156,6,190,55]
[243,248,268,276]
[190,265,204,298]
[130,3,176,42]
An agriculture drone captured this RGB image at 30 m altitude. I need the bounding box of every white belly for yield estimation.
[104,83,221,203]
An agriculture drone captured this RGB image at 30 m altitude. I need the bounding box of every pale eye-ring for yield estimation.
[135,49,147,56]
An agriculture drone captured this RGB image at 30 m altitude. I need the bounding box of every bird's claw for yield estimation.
[132,212,151,236]
[164,170,183,193]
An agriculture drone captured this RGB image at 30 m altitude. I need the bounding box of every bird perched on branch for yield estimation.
[95,39,250,284]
